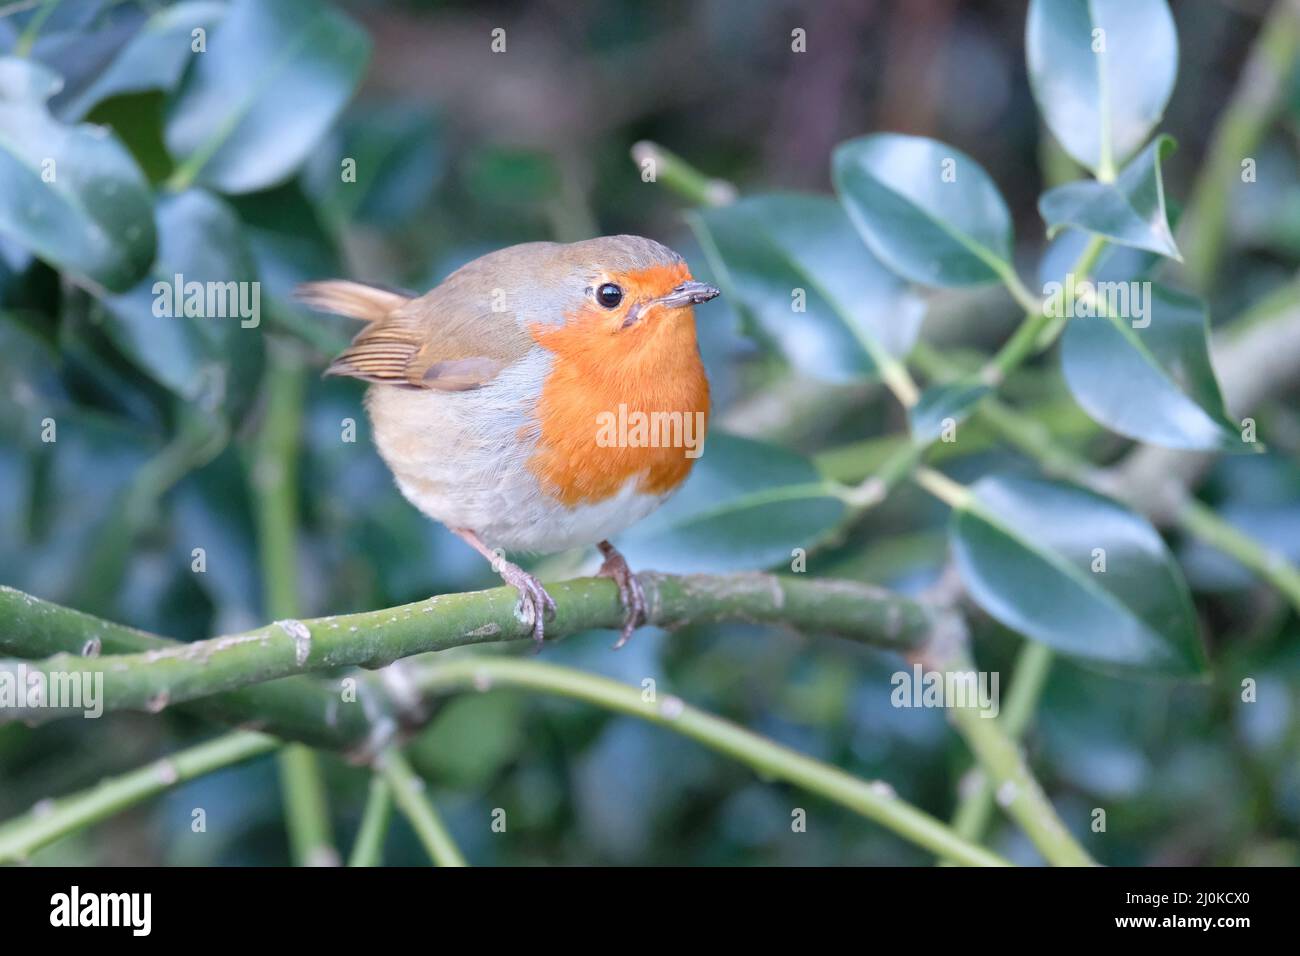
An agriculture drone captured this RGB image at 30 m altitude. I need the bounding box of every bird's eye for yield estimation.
[596,283,623,308]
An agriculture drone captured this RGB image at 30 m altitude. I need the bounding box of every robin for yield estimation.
[296,235,720,648]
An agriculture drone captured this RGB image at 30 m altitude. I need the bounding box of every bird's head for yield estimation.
[563,235,720,336]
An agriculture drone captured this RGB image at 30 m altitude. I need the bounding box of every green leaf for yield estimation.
[407,694,524,788]
[229,181,341,300]
[301,104,446,227]
[1038,226,1160,288]
[165,0,370,194]
[1026,0,1178,176]
[689,193,925,383]
[0,57,155,291]
[1040,136,1180,259]
[99,189,264,421]
[59,2,228,121]
[614,432,847,574]
[949,472,1206,677]
[909,380,991,443]
[833,133,1014,287]
[1060,283,1244,451]
[230,181,350,354]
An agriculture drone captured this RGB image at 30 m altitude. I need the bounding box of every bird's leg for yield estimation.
[452,528,556,647]
[597,540,647,649]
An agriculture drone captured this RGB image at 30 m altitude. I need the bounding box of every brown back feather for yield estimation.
[294,278,532,391]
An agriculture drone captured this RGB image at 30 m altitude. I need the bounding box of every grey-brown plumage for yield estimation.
[295,236,684,391]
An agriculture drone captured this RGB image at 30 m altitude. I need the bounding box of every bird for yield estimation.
[295,235,720,649]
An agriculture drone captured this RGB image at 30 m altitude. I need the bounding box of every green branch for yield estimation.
[405,656,1010,867]
[945,642,1055,858]
[0,571,941,729]
[0,731,278,863]
[254,342,339,867]
[0,652,1011,866]
[347,776,392,867]
[0,594,386,753]
[630,140,737,207]
[1179,0,1300,291]
[378,749,468,867]
[911,300,1300,620]
[1178,498,1300,612]
[908,473,1097,866]
[945,656,1094,866]
[982,234,1109,386]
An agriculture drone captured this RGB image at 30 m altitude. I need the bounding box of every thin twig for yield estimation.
[406,656,1011,867]
[377,749,468,867]
[254,342,339,867]
[0,732,279,863]
[348,776,393,867]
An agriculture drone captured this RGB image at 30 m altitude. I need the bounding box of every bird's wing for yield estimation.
[295,279,534,391]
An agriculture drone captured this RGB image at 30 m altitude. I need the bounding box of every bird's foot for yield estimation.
[497,560,557,648]
[452,528,556,648]
[597,541,646,649]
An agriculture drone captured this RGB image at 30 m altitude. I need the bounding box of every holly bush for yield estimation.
[0,0,1297,867]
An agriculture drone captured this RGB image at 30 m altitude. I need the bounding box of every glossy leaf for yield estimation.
[1040,136,1181,259]
[59,2,227,120]
[302,104,446,227]
[949,472,1205,677]
[833,133,1013,286]
[1061,283,1244,451]
[165,0,370,194]
[99,189,264,421]
[1026,0,1178,175]
[614,431,846,574]
[0,57,155,291]
[1037,225,1161,288]
[689,193,925,383]
[909,380,991,443]
[230,181,341,300]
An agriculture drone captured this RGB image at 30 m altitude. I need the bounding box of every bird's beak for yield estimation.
[656,280,721,310]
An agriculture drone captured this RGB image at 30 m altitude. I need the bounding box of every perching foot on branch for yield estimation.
[598,540,647,649]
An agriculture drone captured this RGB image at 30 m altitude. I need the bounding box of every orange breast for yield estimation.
[527,303,709,507]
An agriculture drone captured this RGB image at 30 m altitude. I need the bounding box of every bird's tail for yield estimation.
[293,280,411,323]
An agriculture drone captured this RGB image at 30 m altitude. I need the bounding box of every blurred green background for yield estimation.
[1,0,1298,866]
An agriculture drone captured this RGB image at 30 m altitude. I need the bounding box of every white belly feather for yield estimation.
[365,349,668,553]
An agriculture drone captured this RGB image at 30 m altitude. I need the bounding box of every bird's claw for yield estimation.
[499,563,556,649]
[598,541,647,649]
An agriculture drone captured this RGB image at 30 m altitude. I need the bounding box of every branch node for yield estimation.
[275,619,313,666]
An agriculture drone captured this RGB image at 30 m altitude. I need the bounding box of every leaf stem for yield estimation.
[14,0,58,56]
[912,467,974,509]
[408,656,1011,866]
[981,234,1108,386]
[630,140,738,207]
[842,441,924,514]
[1177,497,1300,612]
[995,262,1048,317]
[377,749,467,867]
[347,776,392,867]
